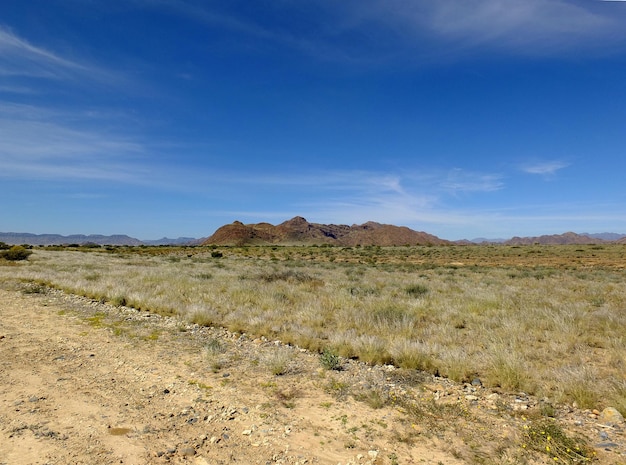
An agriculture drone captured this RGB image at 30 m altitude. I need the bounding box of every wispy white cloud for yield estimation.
[0,25,88,78]
[0,26,146,185]
[376,0,626,57]
[0,103,148,183]
[0,84,36,94]
[423,1,609,45]
[187,167,503,230]
[520,160,569,175]
[0,24,125,89]
[439,168,504,193]
[123,1,626,68]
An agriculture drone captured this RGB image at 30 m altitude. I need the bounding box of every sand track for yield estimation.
[0,285,468,465]
[2,283,625,464]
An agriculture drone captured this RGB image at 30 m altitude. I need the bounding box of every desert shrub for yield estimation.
[0,241,10,250]
[320,348,342,370]
[522,418,594,463]
[211,251,223,258]
[1,245,33,261]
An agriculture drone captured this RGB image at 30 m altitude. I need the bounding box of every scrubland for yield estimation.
[2,244,625,416]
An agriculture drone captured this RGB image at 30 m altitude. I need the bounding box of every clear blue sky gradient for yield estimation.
[2,1,626,240]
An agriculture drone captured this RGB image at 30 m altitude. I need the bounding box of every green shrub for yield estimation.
[1,245,33,261]
[320,348,341,370]
[0,241,10,250]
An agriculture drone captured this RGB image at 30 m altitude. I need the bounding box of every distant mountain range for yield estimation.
[472,232,626,245]
[503,232,615,245]
[0,232,197,246]
[3,221,625,247]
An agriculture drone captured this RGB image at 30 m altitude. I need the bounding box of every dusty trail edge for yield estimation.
[0,281,624,465]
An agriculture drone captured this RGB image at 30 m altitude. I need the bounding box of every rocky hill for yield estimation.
[202,216,450,246]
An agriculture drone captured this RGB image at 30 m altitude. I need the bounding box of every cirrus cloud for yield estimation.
[520,160,570,175]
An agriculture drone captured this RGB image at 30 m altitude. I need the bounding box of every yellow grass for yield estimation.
[3,244,626,414]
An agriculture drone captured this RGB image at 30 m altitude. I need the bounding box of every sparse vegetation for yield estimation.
[2,244,626,416]
[522,418,595,463]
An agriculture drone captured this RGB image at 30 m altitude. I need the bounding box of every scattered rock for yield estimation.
[599,407,624,426]
[180,446,196,456]
[596,442,620,450]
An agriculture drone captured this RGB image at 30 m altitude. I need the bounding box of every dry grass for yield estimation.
[3,244,626,414]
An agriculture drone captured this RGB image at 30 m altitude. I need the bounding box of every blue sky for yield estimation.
[2,0,626,240]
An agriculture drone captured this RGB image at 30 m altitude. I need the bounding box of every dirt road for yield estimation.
[3,282,626,464]
[1,284,472,465]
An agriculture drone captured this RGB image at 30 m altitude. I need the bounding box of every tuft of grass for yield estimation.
[405,283,428,297]
[264,347,293,376]
[354,389,389,409]
[110,296,127,307]
[486,351,533,393]
[324,378,350,400]
[204,337,225,356]
[390,340,437,372]
[189,309,217,327]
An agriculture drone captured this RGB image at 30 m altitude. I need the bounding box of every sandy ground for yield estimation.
[1,283,624,465]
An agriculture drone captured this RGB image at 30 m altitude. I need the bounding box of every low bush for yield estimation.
[320,348,341,370]
[522,418,594,463]
[1,245,33,261]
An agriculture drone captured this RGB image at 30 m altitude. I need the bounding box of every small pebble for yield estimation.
[179,447,196,456]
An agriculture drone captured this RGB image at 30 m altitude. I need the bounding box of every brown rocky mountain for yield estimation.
[504,232,605,246]
[202,216,450,246]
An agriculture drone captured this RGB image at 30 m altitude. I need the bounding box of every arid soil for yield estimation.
[1,283,624,465]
